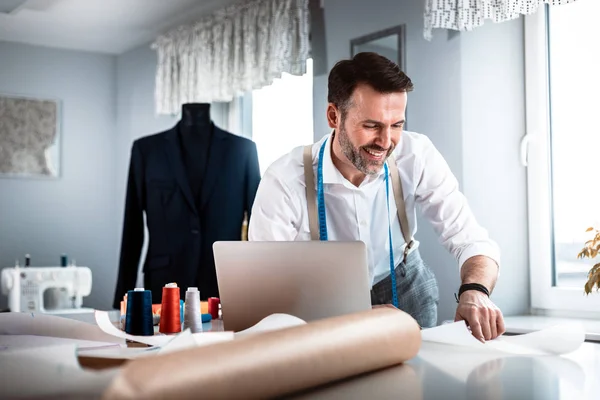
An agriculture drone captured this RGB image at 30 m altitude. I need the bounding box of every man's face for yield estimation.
[327,83,407,175]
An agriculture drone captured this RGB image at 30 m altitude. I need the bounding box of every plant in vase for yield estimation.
[576,227,600,294]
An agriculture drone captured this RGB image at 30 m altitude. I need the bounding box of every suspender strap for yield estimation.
[387,157,415,258]
[303,145,320,240]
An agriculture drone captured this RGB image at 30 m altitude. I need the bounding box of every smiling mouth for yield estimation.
[362,147,386,160]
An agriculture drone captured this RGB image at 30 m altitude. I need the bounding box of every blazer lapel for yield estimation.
[199,125,229,211]
[164,126,197,215]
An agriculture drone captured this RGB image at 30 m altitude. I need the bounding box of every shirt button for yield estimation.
[360,220,368,226]
[190,229,199,235]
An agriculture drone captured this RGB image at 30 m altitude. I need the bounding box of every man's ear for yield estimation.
[326,103,340,129]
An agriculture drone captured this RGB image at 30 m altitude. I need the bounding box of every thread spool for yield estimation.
[120,294,128,330]
[159,283,181,334]
[124,288,153,336]
[120,294,127,316]
[208,297,220,320]
[183,287,203,333]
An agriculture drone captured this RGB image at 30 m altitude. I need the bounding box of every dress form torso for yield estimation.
[178,104,213,203]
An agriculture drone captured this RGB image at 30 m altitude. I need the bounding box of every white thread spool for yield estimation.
[183,287,202,333]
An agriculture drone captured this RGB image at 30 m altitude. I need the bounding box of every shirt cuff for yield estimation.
[457,243,501,272]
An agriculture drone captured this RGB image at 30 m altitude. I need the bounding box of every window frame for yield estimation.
[525,5,600,314]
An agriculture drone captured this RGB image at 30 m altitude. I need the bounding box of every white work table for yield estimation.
[2,311,600,399]
[287,341,600,400]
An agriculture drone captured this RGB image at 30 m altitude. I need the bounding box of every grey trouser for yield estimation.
[370,249,439,328]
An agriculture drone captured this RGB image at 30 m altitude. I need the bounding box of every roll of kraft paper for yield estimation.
[102,305,421,400]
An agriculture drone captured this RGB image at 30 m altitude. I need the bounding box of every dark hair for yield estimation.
[327,52,413,115]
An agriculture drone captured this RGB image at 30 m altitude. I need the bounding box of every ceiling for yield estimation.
[0,0,242,54]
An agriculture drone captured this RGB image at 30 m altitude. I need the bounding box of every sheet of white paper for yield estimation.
[421,320,485,348]
[488,323,586,355]
[235,313,306,338]
[419,321,586,383]
[94,310,174,347]
[421,320,585,356]
[0,344,119,399]
[78,345,161,360]
[0,311,122,343]
[158,329,234,355]
[417,341,585,386]
[78,330,235,361]
[0,334,121,352]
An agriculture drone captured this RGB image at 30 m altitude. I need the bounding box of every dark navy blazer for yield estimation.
[113,123,261,308]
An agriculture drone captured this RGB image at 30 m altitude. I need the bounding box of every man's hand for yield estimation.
[455,290,505,342]
[456,255,504,341]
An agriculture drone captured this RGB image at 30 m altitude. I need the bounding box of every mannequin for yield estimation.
[114,100,261,307]
[178,103,213,202]
[181,103,211,127]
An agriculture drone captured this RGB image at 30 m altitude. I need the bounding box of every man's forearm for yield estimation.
[460,255,499,293]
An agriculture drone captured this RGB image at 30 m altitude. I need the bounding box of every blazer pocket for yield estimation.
[145,255,170,271]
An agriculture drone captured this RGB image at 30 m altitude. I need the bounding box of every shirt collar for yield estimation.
[322,132,345,184]
[321,131,389,187]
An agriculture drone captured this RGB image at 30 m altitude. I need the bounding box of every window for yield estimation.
[250,59,314,175]
[526,3,600,313]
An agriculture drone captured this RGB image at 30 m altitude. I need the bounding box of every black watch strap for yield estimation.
[454,283,490,303]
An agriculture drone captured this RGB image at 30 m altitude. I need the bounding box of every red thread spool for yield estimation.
[208,297,220,319]
[159,283,181,334]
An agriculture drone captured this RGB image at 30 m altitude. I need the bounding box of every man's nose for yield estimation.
[377,128,392,149]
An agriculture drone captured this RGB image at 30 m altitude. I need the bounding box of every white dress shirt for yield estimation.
[248,131,500,286]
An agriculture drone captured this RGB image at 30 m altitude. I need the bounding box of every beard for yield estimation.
[337,124,394,175]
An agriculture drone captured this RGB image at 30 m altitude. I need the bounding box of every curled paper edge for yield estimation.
[94,310,173,347]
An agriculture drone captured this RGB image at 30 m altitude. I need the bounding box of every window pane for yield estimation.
[252,59,314,175]
[548,2,600,288]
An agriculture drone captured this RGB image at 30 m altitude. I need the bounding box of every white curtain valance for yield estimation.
[152,0,310,115]
[424,0,579,40]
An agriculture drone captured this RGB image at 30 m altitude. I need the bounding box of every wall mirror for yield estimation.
[350,24,408,129]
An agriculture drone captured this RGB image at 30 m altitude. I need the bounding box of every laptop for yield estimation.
[213,241,372,332]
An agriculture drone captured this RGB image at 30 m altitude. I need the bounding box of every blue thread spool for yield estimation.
[201,313,212,323]
[125,288,154,336]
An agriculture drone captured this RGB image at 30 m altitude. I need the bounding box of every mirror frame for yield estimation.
[350,24,406,73]
[350,24,408,130]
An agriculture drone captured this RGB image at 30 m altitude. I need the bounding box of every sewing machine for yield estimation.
[1,266,94,314]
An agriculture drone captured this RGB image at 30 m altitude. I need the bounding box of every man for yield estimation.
[248,52,504,341]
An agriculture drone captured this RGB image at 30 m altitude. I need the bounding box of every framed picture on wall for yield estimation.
[0,93,61,179]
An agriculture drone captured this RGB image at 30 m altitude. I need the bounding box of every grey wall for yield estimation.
[319,0,529,322]
[310,0,330,142]
[114,43,180,291]
[0,41,117,310]
[460,19,529,318]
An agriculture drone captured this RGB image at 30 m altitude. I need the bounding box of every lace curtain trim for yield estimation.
[152,0,310,115]
[424,0,580,40]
